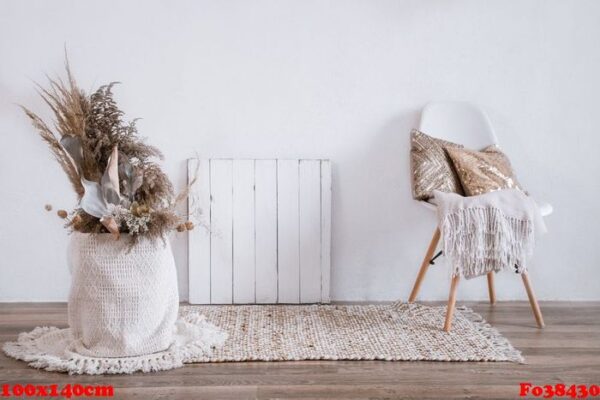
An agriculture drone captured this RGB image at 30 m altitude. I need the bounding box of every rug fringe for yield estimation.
[456,305,524,364]
[392,302,524,363]
[2,315,227,375]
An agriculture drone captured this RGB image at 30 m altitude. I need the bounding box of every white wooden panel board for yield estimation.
[299,160,322,303]
[254,160,278,303]
[188,159,211,304]
[189,158,331,304]
[277,159,300,303]
[210,159,233,304]
[320,160,332,303]
[232,160,255,304]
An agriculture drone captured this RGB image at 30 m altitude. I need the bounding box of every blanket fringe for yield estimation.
[441,207,534,279]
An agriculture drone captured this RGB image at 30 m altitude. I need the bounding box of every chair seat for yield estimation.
[419,199,553,217]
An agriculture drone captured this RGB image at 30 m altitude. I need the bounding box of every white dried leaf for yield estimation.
[80,179,108,218]
[101,145,121,205]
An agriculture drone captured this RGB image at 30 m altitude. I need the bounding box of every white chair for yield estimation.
[407,101,553,332]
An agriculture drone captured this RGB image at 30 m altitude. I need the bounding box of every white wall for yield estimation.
[1,0,599,302]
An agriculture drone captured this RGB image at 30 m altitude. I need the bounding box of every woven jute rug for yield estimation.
[4,303,522,375]
[182,302,523,363]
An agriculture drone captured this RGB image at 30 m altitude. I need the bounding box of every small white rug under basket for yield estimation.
[3,303,523,375]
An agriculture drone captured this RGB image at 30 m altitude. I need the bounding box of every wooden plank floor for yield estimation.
[1,302,599,399]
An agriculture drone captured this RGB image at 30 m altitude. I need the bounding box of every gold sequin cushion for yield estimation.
[410,129,465,200]
[445,145,525,196]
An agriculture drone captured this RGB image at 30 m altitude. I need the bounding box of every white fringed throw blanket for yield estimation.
[433,189,546,279]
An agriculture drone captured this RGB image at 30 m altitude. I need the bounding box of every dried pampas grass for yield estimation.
[25,56,196,242]
[21,106,84,196]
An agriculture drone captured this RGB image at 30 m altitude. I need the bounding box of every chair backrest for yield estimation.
[418,101,498,149]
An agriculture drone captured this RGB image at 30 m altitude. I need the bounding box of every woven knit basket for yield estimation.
[67,232,179,358]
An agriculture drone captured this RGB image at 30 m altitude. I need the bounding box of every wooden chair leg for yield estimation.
[521,272,545,328]
[408,228,441,303]
[487,272,496,305]
[443,275,460,332]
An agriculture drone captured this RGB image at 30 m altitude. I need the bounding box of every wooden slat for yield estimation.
[187,159,211,304]
[209,159,233,304]
[277,159,300,303]
[232,160,255,304]
[320,160,332,303]
[189,158,331,305]
[255,160,278,303]
[299,160,322,303]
